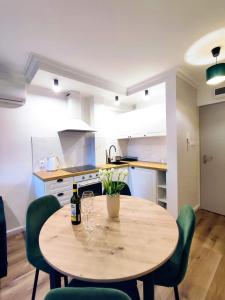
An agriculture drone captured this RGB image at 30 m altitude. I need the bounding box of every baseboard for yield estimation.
[193,203,200,212]
[7,225,25,237]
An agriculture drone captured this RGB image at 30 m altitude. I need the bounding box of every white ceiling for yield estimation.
[1,0,225,86]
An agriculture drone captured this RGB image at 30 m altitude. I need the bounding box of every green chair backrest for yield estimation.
[172,204,196,284]
[26,195,61,268]
[44,287,131,300]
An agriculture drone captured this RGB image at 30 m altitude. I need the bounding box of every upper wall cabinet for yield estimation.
[116,104,166,139]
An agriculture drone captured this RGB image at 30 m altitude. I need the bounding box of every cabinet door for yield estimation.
[116,104,166,139]
[139,105,166,137]
[116,112,136,139]
[128,167,156,202]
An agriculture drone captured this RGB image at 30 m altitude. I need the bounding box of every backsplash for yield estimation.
[32,132,95,172]
[126,136,167,162]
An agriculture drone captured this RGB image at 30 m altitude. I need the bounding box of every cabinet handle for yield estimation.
[57,192,64,197]
[57,178,63,183]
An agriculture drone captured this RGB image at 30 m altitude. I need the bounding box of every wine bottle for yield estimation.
[71,184,81,225]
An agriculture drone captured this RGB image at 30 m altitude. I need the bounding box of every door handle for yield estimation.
[203,155,213,164]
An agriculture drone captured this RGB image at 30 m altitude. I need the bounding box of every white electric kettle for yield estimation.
[46,154,60,171]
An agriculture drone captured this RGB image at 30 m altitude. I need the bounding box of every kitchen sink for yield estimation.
[110,161,127,165]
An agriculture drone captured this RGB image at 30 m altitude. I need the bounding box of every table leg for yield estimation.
[49,268,62,289]
[143,278,154,300]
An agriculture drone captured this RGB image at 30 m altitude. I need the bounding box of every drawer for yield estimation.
[74,172,99,183]
[53,189,73,206]
[45,177,73,194]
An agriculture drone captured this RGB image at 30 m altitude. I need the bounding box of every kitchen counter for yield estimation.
[34,161,167,182]
[127,161,167,171]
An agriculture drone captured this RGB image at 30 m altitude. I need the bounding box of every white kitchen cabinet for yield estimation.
[116,104,166,139]
[116,112,135,139]
[128,167,157,202]
[157,171,167,209]
[33,175,73,206]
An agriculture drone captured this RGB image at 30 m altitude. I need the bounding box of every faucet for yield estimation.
[108,145,117,163]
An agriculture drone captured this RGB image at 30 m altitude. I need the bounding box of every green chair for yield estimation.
[26,195,68,300]
[44,287,132,300]
[141,204,196,300]
[68,278,140,300]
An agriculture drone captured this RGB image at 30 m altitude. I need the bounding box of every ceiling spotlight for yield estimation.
[206,47,225,85]
[115,95,119,105]
[143,89,150,101]
[52,78,60,92]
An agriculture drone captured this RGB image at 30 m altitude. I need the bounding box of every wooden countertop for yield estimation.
[127,161,167,171]
[34,161,167,182]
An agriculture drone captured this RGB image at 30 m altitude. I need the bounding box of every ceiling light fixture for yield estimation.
[52,78,60,92]
[115,95,119,105]
[143,89,150,101]
[206,47,225,85]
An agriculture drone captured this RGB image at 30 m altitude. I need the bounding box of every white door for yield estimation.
[128,167,156,202]
[200,103,225,215]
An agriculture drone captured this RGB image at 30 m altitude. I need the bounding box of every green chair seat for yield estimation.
[45,287,132,300]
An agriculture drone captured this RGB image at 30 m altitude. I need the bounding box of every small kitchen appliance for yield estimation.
[46,154,60,171]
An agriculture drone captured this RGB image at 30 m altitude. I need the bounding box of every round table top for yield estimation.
[39,195,178,283]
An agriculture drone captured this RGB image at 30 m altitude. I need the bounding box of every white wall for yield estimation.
[93,101,129,164]
[176,76,200,210]
[0,85,95,233]
[126,137,166,162]
[0,86,66,232]
[166,73,179,217]
[197,82,225,107]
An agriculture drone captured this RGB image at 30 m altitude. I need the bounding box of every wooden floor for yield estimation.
[0,209,224,300]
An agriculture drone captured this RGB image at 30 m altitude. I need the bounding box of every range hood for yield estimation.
[58,91,96,132]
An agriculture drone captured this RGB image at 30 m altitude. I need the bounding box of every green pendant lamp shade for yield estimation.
[206,63,225,85]
[206,46,225,85]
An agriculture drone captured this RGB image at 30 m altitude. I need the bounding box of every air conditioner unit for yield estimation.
[213,85,225,99]
[0,77,26,105]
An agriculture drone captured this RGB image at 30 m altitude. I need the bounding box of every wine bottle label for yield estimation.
[71,203,77,221]
[73,189,77,193]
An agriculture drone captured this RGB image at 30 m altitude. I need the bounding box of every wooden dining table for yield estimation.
[39,195,178,299]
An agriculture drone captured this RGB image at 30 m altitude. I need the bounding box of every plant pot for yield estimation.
[106,194,120,218]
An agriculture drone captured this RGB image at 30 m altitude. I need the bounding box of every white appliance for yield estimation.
[46,155,60,171]
[58,91,95,132]
[0,77,25,105]
[213,85,225,99]
[62,165,102,196]
[74,172,102,197]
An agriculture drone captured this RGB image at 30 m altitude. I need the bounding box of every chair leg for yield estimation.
[64,276,68,287]
[31,269,39,300]
[174,286,180,300]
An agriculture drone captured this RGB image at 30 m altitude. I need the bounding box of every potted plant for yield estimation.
[99,168,128,218]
